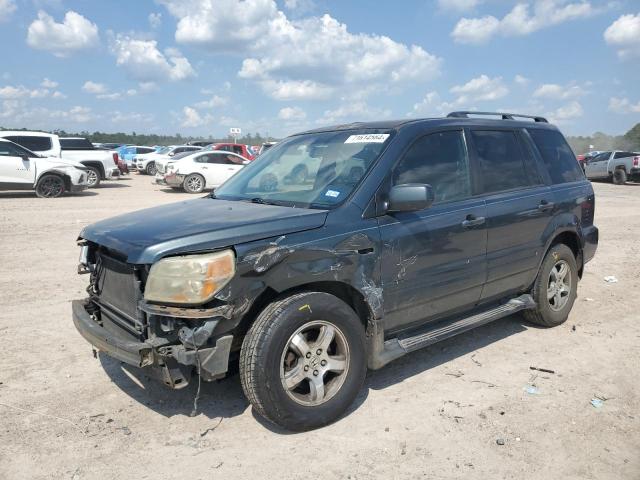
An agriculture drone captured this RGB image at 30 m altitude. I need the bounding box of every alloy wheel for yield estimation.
[37,176,64,198]
[547,260,572,311]
[280,320,350,407]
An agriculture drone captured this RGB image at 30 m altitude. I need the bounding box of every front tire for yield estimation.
[524,244,578,327]
[35,174,65,198]
[239,292,367,431]
[145,162,157,176]
[613,169,627,185]
[183,173,205,193]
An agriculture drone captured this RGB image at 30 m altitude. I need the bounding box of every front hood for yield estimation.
[80,198,328,264]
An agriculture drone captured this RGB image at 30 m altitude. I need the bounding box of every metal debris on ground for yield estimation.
[530,366,555,374]
[496,438,505,445]
[590,398,604,408]
[603,276,618,283]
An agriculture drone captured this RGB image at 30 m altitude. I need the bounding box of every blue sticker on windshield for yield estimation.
[325,190,340,198]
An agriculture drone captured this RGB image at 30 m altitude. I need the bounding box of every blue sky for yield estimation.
[0,0,638,138]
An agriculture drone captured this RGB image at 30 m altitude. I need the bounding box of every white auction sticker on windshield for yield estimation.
[344,134,389,144]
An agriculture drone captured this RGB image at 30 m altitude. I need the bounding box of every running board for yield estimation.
[382,295,536,359]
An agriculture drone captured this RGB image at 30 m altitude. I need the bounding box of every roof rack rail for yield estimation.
[447,111,548,123]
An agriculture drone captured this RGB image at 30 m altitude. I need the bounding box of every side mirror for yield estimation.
[387,184,434,213]
[21,155,30,162]
[168,152,175,156]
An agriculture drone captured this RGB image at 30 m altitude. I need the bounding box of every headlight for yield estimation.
[144,250,235,305]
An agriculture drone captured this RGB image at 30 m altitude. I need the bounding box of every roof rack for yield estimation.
[447,111,548,123]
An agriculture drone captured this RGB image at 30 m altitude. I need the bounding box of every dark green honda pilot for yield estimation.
[73,112,598,431]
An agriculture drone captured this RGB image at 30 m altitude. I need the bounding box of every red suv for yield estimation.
[211,143,256,161]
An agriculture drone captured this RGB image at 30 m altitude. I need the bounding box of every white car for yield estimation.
[59,137,121,187]
[0,130,61,158]
[155,150,247,193]
[0,139,88,198]
[135,145,202,176]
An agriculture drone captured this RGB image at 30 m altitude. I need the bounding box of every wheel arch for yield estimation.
[546,229,584,278]
[80,161,105,178]
[236,281,372,339]
[36,170,70,194]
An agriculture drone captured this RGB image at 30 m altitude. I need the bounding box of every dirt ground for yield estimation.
[0,174,638,480]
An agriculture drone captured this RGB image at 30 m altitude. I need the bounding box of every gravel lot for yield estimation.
[0,174,638,480]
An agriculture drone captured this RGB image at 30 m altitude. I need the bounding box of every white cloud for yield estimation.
[0,0,17,22]
[411,91,447,115]
[27,10,99,57]
[437,0,481,12]
[0,85,30,99]
[514,74,529,86]
[97,92,122,100]
[52,91,67,99]
[0,85,52,99]
[604,13,640,59]
[82,81,107,94]
[608,97,640,114]
[278,106,306,120]
[109,34,196,82]
[180,106,210,128]
[547,101,583,123]
[111,111,155,124]
[149,12,162,29]
[41,78,58,89]
[319,101,391,124]
[452,1,597,44]
[450,74,509,103]
[195,94,228,108]
[161,1,441,100]
[533,82,588,100]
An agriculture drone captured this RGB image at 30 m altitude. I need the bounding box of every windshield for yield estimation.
[156,146,171,154]
[214,129,393,208]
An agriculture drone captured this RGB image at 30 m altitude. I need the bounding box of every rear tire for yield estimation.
[613,169,627,185]
[239,292,367,431]
[35,174,65,198]
[524,244,578,327]
[183,173,205,193]
[85,167,101,188]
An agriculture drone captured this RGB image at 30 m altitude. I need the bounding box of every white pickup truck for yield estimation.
[60,137,121,187]
[584,150,640,184]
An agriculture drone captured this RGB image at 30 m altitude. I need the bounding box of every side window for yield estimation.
[173,148,185,154]
[5,136,52,152]
[392,130,471,204]
[0,142,27,157]
[614,152,632,159]
[233,146,243,155]
[528,129,584,184]
[471,130,531,193]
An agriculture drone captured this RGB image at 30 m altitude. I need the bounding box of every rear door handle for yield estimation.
[462,215,486,228]
[538,200,555,212]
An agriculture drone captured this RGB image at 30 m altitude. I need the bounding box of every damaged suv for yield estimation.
[73,112,598,431]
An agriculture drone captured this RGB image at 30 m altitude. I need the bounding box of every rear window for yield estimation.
[470,130,532,193]
[528,129,584,184]
[5,135,52,152]
[613,151,633,159]
[60,138,94,150]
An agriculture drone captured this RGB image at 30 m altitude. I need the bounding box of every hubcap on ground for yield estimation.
[547,259,571,311]
[280,320,350,407]
[186,176,203,192]
[39,177,64,197]
[86,170,98,187]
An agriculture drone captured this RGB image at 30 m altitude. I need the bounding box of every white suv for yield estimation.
[0,131,61,158]
[135,145,202,175]
[0,139,88,197]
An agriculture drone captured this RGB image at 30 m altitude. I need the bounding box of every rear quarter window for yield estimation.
[60,138,94,150]
[5,135,52,152]
[528,129,584,184]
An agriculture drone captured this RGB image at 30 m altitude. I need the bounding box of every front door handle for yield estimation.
[462,214,486,228]
[538,200,555,212]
